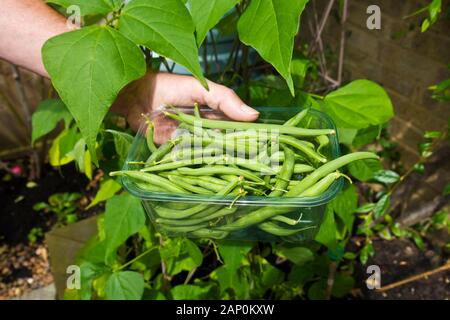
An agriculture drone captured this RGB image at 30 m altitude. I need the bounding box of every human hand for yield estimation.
[111,71,259,144]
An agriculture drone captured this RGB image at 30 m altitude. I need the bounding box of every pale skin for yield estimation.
[0,0,259,143]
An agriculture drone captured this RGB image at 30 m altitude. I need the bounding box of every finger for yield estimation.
[199,80,260,122]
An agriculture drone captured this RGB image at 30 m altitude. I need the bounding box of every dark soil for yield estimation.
[354,238,450,300]
[0,162,101,299]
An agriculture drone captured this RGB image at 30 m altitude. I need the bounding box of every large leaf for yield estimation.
[315,206,337,249]
[237,0,309,95]
[348,159,382,182]
[32,99,72,143]
[217,240,253,272]
[189,0,239,46]
[46,0,120,16]
[105,271,144,300]
[42,25,146,165]
[104,193,146,259]
[106,129,133,161]
[323,80,393,129]
[171,284,212,300]
[119,0,206,86]
[331,184,358,230]
[276,246,313,265]
[86,178,122,209]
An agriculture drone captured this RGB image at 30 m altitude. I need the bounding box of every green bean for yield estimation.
[258,222,317,236]
[299,171,341,197]
[168,111,335,137]
[141,156,222,172]
[159,224,208,233]
[269,145,295,197]
[283,109,308,127]
[194,103,201,118]
[155,206,238,226]
[153,177,239,219]
[316,135,329,157]
[133,181,167,193]
[189,229,229,239]
[110,170,189,194]
[159,147,223,163]
[215,152,378,231]
[293,164,315,173]
[278,135,327,163]
[177,166,264,183]
[269,151,307,163]
[146,137,181,165]
[167,175,214,194]
[146,122,157,153]
[270,215,302,226]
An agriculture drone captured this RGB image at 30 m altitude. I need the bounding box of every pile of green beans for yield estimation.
[111,107,378,240]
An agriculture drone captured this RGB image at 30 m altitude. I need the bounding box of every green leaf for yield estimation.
[288,263,314,284]
[105,271,144,300]
[290,57,312,88]
[104,193,146,259]
[307,280,327,300]
[331,184,358,230]
[237,0,309,95]
[353,125,380,147]
[348,158,382,181]
[332,273,354,298]
[171,284,212,300]
[87,178,122,209]
[184,239,203,266]
[106,129,133,160]
[212,265,248,297]
[276,246,314,265]
[373,170,400,184]
[32,99,72,143]
[315,206,337,249]
[46,0,119,16]
[67,138,92,179]
[359,242,374,264]
[79,261,106,300]
[42,25,146,165]
[260,261,284,288]
[119,0,206,86]
[373,194,390,219]
[323,80,394,129]
[217,240,253,272]
[337,128,358,146]
[189,0,239,46]
[355,203,375,213]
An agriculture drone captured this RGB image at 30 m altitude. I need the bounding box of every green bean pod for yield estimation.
[269,145,295,197]
[153,177,239,219]
[283,109,309,127]
[169,111,335,137]
[177,166,264,183]
[215,152,378,231]
[110,170,189,194]
[278,135,327,163]
[299,171,341,197]
[167,175,214,194]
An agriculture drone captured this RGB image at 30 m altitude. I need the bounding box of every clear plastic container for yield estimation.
[121,106,343,242]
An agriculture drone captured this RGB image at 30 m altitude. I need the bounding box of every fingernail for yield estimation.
[239,104,259,115]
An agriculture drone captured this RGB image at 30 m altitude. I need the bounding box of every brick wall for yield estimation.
[318,0,450,163]
[312,0,450,203]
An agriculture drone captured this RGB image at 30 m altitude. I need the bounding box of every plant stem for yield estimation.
[116,246,155,271]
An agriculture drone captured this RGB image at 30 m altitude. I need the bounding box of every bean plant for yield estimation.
[31,0,400,299]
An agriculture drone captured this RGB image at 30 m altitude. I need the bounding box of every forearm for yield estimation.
[0,0,70,77]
